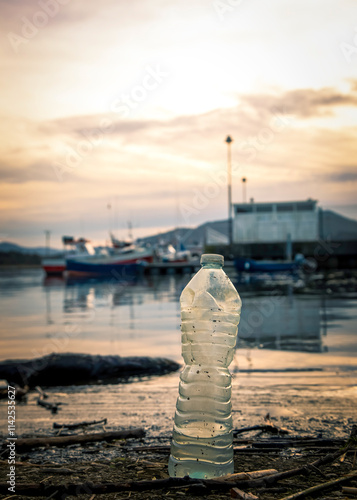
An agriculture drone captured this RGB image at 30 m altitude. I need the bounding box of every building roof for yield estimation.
[234,199,318,213]
[321,210,357,241]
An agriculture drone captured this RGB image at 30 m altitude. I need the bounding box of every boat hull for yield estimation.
[42,259,66,275]
[66,255,153,277]
[235,257,299,273]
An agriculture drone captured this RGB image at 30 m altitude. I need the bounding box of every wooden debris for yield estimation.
[123,445,170,453]
[41,468,74,475]
[215,469,278,482]
[279,470,357,500]
[53,418,107,430]
[231,487,259,499]
[35,385,63,413]
[0,383,29,400]
[234,424,289,435]
[37,397,62,414]
[35,386,49,399]
[342,486,357,496]
[8,428,145,451]
[237,438,345,448]
[0,459,45,468]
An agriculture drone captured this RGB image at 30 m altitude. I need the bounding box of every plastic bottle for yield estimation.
[168,253,242,479]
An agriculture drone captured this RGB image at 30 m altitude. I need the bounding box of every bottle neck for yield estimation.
[201,263,223,270]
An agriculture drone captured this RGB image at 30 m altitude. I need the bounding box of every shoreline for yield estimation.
[1,369,356,440]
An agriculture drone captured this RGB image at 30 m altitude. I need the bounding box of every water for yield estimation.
[168,256,241,478]
[0,268,356,373]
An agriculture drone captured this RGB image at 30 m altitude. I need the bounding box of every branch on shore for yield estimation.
[3,428,145,451]
[53,418,107,430]
[37,397,63,414]
[0,383,29,400]
[210,469,278,482]
[279,470,357,500]
[234,424,289,436]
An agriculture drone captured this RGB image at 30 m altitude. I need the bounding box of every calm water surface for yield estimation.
[0,268,356,372]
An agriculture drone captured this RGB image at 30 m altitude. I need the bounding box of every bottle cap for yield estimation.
[200,254,224,266]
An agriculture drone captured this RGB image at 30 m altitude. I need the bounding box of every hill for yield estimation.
[0,241,61,256]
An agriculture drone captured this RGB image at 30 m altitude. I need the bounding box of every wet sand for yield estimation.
[1,369,356,455]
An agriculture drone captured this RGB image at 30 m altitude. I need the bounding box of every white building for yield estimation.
[233,199,319,244]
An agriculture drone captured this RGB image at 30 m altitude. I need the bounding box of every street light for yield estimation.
[225,135,233,248]
[44,230,51,256]
[242,177,247,204]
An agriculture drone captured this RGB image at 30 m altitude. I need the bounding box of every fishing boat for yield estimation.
[234,255,305,273]
[42,258,67,275]
[41,237,90,276]
[66,243,154,277]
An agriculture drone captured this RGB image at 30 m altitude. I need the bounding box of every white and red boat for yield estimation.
[41,237,92,276]
[42,258,66,275]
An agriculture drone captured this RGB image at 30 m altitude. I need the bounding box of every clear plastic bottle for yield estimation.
[168,253,242,479]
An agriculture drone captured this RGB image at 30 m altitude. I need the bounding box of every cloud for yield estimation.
[328,169,357,183]
[240,81,357,118]
[0,160,85,184]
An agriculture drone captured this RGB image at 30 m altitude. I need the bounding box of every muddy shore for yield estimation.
[0,370,356,498]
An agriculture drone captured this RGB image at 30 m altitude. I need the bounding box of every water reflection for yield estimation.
[237,291,326,353]
[43,274,328,354]
[0,269,355,366]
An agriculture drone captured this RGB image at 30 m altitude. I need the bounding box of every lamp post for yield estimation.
[44,230,51,256]
[225,135,233,248]
[242,177,247,204]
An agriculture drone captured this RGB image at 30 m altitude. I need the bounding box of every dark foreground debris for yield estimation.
[0,425,356,499]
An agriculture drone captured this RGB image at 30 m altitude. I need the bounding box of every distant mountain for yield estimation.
[0,241,61,256]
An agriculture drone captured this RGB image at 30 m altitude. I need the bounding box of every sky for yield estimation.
[1,0,357,247]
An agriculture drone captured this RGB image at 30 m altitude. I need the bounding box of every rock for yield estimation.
[0,352,180,387]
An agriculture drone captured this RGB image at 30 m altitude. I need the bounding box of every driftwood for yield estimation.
[234,424,289,435]
[5,428,145,451]
[37,397,63,414]
[214,469,278,482]
[279,470,357,500]
[53,418,107,430]
[231,487,259,499]
[35,386,48,398]
[238,438,346,448]
[342,486,357,495]
[234,413,289,436]
[0,384,29,400]
[235,449,355,489]
[0,352,180,386]
[35,386,63,414]
[0,460,45,468]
